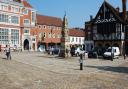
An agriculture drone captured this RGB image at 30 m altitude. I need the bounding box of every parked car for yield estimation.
[53,48,60,55]
[70,46,76,56]
[88,50,98,58]
[75,47,85,56]
[38,45,45,52]
[103,47,120,59]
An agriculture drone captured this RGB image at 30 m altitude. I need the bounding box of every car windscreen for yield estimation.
[106,49,112,52]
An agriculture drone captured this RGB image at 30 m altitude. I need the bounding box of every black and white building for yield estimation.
[85,0,128,55]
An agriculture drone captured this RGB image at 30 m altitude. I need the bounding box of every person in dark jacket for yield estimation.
[5,45,11,60]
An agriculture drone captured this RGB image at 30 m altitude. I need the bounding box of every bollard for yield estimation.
[111,52,114,61]
[79,54,83,70]
[124,53,126,60]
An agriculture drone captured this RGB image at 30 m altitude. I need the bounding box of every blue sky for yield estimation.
[29,0,124,28]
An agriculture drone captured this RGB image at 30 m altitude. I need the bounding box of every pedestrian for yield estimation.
[66,46,70,57]
[51,47,54,55]
[5,45,11,60]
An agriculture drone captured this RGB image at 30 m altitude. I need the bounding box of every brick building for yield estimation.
[31,14,62,51]
[21,0,36,51]
[0,0,36,51]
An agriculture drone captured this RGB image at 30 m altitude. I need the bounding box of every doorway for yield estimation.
[24,39,29,50]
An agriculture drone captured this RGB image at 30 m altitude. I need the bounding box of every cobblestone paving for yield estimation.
[0,52,128,89]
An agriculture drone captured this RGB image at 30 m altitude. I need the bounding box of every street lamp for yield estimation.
[124,25,126,59]
[111,25,113,61]
[111,35,113,61]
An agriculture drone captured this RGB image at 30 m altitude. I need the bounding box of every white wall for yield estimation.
[69,36,85,46]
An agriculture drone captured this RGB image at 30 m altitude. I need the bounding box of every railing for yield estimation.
[93,33,124,40]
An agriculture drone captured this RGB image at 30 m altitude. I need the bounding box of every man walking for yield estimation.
[5,45,11,60]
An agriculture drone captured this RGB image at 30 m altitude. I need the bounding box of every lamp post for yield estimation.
[111,30,113,61]
[124,25,126,59]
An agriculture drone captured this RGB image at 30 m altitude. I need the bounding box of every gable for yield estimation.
[94,1,123,24]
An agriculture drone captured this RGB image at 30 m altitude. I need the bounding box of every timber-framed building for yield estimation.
[85,0,128,55]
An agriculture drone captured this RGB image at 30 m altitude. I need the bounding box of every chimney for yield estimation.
[116,7,120,15]
[122,0,127,20]
[90,15,93,21]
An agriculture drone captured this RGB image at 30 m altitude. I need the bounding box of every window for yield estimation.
[31,12,35,22]
[11,6,19,13]
[1,4,8,11]
[32,38,35,41]
[38,25,41,28]
[23,9,28,15]
[24,19,30,25]
[11,29,19,45]
[0,28,9,44]
[43,25,46,29]
[72,37,74,42]
[24,29,29,34]
[57,34,60,38]
[0,14,9,23]
[11,16,19,24]
[52,33,55,38]
[79,38,81,43]
[48,33,51,38]
[76,38,78,42]
[43,32,46,38]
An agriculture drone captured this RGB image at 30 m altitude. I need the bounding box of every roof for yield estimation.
[22,0,33,8]
[36,14,62,27]
[104,1,124,23]
[13,0,21,3]
[69,28,85,37]
[93,1,124,24]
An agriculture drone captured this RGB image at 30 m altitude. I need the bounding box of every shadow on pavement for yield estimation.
[37,55,57,58]
[2,58,6,59]
[37,55,78,60]
[85,65,128,74]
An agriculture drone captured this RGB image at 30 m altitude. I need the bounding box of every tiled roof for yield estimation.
[69,28,85,37]
[36,14,62,26]
[22,0,32,8]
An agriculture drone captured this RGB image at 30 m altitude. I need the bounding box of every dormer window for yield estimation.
[43,25,46,29]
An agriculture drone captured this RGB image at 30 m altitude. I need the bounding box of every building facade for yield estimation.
[0,0,23,50]
[0,0,36,51]
[21,0,36,51]
[31,14,62,51]
[69,28,85,49]
[85,0,128,55]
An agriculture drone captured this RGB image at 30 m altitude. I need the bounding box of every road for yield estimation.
[0,52,128,89]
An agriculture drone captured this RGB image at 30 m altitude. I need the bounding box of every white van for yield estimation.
[103,47,120,59]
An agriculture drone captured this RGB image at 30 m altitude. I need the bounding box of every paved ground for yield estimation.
[0,51,128,89]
